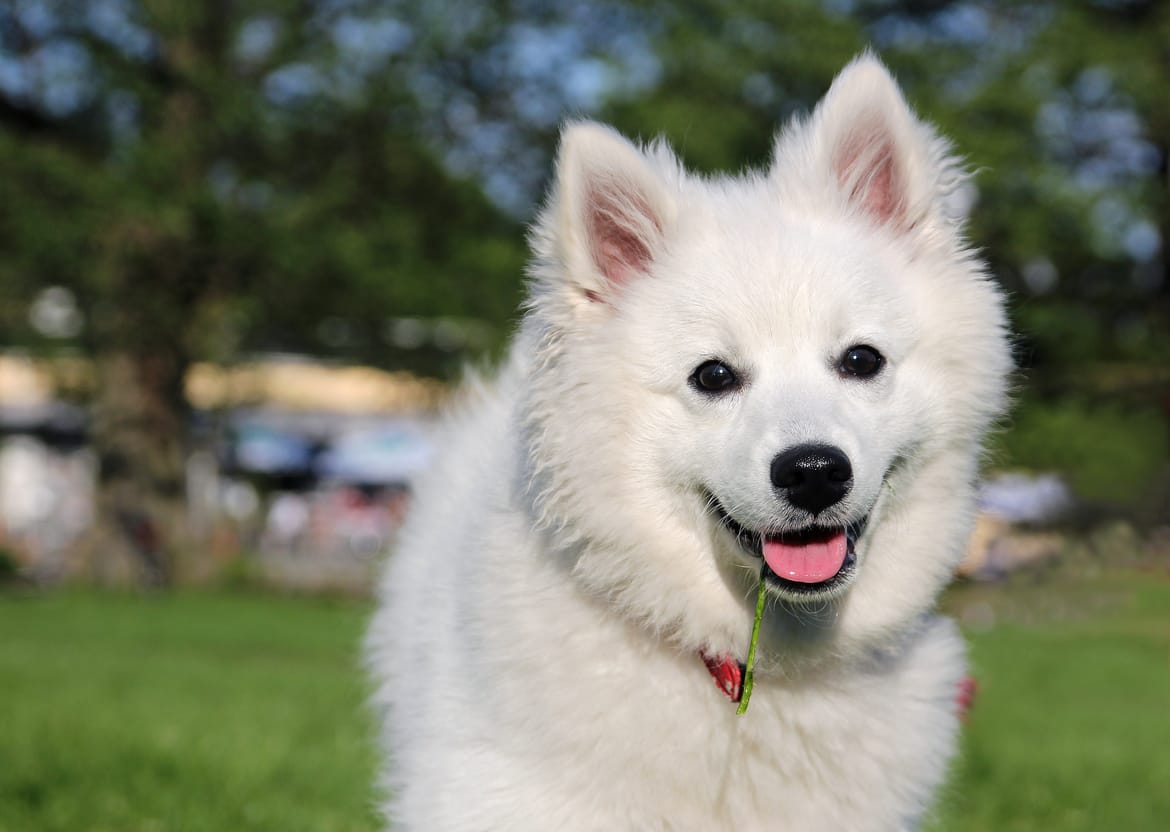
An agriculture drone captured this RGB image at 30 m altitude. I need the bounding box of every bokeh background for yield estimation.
[1,2,1167,831]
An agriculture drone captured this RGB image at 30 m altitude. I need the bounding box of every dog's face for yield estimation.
[622,218,925,605]
[524,56,1011,656]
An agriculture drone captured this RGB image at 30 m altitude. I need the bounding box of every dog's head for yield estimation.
[521,55,1011,658]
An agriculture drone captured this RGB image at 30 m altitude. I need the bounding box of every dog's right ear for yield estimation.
[548,122,676,303]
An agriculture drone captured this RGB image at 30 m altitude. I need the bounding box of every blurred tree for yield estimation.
[0,0,528,576]
[601,0,867,172]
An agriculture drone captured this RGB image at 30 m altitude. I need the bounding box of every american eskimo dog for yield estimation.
[367,54,1011,830]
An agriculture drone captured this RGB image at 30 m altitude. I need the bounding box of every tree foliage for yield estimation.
[0,0,529,372]
[0,0,533,572]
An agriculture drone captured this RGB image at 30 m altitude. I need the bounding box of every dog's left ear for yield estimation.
[548,121,677,303]
[776,53,956,234]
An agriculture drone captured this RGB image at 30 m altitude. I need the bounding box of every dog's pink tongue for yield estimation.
[763,532,848,583]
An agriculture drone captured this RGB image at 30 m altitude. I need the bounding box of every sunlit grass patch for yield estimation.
[931,570,1170,831]
[0,590,379,832]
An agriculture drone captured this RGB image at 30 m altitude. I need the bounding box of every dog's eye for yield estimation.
[691,360,740,394]
[839,345,884,379]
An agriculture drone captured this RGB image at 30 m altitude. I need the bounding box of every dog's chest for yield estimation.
[476,648,948,830]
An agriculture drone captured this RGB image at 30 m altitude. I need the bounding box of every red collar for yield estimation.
[702,651,978,716]
[701,652,746,703]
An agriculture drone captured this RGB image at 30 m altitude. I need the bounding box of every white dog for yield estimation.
[367,54,1011,830]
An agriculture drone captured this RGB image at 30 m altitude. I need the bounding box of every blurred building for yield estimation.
[0,352,444,587]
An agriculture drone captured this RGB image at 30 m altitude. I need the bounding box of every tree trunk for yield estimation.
[88,350,190,586]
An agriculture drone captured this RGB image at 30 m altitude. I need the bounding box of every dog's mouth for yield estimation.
[710,500,868,598]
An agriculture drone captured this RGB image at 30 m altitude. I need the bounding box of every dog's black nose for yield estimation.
[770,444,852,515]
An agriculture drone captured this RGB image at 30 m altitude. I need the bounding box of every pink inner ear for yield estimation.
[586,188,658,289]
[835,128,904,228]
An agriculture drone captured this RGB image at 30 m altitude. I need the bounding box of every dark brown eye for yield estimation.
[839,345,884,379]
[691,360,740,394]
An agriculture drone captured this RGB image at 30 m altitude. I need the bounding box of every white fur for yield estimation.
[367,54,1011,831]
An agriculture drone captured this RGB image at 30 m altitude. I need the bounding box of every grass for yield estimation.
[930,569,1170,831]
[0,590,380,832]
[1,568,1167,831]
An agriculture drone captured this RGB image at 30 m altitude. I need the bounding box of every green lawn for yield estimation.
[0,590,380,832]
[2,570,1167,831]
[931,570,1170,831]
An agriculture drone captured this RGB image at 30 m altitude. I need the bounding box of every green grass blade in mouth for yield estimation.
[737,566,768,715]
